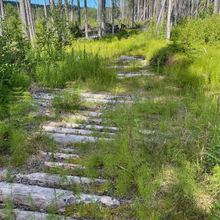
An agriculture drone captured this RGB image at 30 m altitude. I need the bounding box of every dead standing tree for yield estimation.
[0,0,4,36]
[84,0,88,39]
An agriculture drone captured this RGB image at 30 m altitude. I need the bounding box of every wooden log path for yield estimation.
[0,55,150,219]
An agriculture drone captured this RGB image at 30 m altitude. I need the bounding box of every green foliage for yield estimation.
[52,91,81,112]
[1,197,15,219]
[172,14,220,48]
[145,16,167,41]
[34,49,117,88]
[70,22,83,38]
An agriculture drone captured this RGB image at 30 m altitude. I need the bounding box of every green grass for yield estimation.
[3,13,220,220]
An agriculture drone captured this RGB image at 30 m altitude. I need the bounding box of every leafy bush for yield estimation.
[171,14,220,48]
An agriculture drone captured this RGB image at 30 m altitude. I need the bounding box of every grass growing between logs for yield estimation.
[3,14,220,220]
[69,79,220,219]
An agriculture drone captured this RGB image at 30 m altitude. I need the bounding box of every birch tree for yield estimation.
[27,0,36,40]
[24,0,32,40]
[71,0,74,27]
[49,0,55,25]
[59,0,63,21]
[132,0,134,27]
[207,0,210,8]
[214,0,219,13]
[77,0,81,27]
[98,0,101,37]
[64,0,69,37]
[157,0,166,25]
[167,0,172,41]
[0,0,4,36]
[43,0,49,32]
[84,0,88,39]
[102,0,106,35]
[20,0,28,38]
[112,0,114,35]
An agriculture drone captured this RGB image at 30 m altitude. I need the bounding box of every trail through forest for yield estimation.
[0,54,155,219]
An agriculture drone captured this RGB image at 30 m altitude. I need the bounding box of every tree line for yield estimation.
[0,0,219,41]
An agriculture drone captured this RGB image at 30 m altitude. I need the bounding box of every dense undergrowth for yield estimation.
[2,7,220,219]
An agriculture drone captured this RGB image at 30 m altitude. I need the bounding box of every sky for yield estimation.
[4,0,100,8]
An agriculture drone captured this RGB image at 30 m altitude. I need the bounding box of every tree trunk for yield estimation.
[194,0,200,17]
[207,0,210,7]
[49,0,55,25]
[98,0,101,37]
[191,0,194,16]
[167,0,172,41]
[138,2,140,20]
[126,1,129,27]
[84,0,88,39]
[102,0,106,35]
[174,0,178,24]
[24,0,32,40]
[157,0,166,25]
[16,0,19,12]
[187,0,190,17]
[122,0,125,21]
[0,0,4,36]
[214,0,219,13]
[27,0,36,40]
[43,0,49,32]
[71,0,74,27]
[132,0,134,27]
[77,0,81,27]
[35,3,39,20]
[20,0,28,38]
[153,0,156,17]
[156,0,160,20]
[64,0,69,37]
[112,0,114,36]
[59,0,63,21]
[110,0,112,22]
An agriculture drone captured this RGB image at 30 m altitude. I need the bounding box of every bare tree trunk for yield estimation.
[207,0,210,7]
[102,0,106,35]
[144,0,146,20]
[84,0,88,39]
[64,0,69,37]
[153,0,156,17]
[121,0,125,22]
[214,0,219,13]
[59,0,63,21]
[186,0,190,17]
[137,0,140,21]
[174,0,178,24]
[157,0,166,25]
[24,0,32,40]
[132,0,134,27]
[167,0,172,41]
[191,0,194,16]
[110,0,112,22]
[16,0,19,12]
[27,0,36,40]
[43,0,49,32]
[0,0,4,36]
[20,0,28,38]
[112,0,114,35]
[35,3,39,20]
[98,0,101,37]
[71,0,74,27]
[156,0,160,20]
[77,0,81,27]
[126,1,129,27]
[49,0,55,25]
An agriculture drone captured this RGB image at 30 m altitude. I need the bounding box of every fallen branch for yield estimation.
[101,155,133,176]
